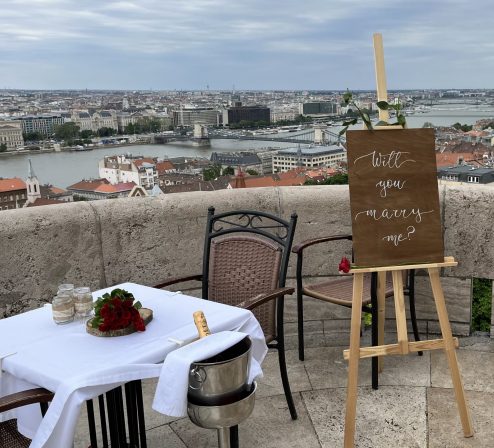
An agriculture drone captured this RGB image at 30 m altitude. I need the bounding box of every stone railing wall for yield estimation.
[1,185,493,338]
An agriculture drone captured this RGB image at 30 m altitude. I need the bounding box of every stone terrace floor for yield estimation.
[74,333,494,448]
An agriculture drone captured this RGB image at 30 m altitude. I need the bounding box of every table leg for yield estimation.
[86,400,98,448]
[98,395,109,448]
[135,380,147,448]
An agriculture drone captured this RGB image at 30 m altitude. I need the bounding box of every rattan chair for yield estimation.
[292,234,422,389]
[0,388,54,448]
[154,207,298,420]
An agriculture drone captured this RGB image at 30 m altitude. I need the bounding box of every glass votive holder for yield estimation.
[74,287,93,318]
[52,292,75,324]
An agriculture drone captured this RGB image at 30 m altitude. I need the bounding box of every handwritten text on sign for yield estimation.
[346,129,444,267]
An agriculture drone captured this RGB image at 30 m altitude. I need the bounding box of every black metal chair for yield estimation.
[154,207,298,420]
[0,388,54,448]
[292,234,422,389]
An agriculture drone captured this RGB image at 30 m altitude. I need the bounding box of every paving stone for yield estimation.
[431,349,494,392]
[255,349,312,398]
[302,346,430,390]
[428,388,494,448]
[145,424,188,447]
[170,393,320,448]
[302,386,427,448]
[302,346,372,389]
[141,377,182,428]
[284,320,325,351]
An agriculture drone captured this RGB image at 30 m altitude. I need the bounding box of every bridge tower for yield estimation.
[313,124,327,145]
[191,123,210,147]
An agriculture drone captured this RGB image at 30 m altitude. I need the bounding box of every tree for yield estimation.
[0,143,7,152]
[422,122,435,128]
[304,173,348,185]
[54,122,80,143]
[96,127,117,137]
[452,122,473,132]
[222,166,235,176]
[23,131,44,142]
[246,169,259,176]
[80,130,93,139]
[203,164,222,181]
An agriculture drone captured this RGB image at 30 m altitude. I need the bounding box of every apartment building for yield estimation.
[273,145,346,173]
[99,155,158,189]
[0,121,24,150]
[0,178,27,210]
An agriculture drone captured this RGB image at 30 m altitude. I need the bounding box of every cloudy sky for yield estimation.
[0,0,491,90]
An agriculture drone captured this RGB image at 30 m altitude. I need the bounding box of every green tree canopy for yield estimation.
[246,169,259,176]
[54,122,80,142]
[0,143,7,152]
[304,173,348,185]
[452,122,473,132]
[222,166,235,176]
[23,131,44,141]
[203,164,222,181]
[96,127,117,137]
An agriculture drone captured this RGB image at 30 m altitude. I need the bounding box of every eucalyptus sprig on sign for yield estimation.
[338,90,407,136]
[375,100,407,128]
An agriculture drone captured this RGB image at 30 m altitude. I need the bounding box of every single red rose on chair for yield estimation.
[338,256,351,274]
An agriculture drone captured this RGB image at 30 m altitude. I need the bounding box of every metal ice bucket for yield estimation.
[188,336,251,406]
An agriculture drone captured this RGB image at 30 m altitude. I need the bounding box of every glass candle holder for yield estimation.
[74,287,93,318]
[52,292,75,324]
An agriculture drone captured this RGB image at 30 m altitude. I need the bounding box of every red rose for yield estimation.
[338,256,351,274]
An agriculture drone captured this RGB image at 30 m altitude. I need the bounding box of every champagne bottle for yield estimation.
[193,310,211,338]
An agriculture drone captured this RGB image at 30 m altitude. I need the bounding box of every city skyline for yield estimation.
[0,0,492,90]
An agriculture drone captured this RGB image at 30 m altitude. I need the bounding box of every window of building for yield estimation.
[467,176,479,183]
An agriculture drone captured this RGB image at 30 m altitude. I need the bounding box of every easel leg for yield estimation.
[428,268,474,437]
[344,272,364,448]
[391,271,409,354]
[377,271,386,373]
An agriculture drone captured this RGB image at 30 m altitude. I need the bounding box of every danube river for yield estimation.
[1,105,493,188]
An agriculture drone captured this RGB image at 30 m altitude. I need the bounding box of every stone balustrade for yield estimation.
[1,185,493,337]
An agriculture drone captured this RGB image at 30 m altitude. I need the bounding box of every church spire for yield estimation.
[25,158,41,204]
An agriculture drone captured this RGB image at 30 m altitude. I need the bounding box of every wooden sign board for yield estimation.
[346,128,444,267]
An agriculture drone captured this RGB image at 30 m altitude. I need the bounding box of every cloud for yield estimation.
[0,0,492,89]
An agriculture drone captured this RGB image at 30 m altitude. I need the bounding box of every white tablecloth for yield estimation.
[0,282,267,448]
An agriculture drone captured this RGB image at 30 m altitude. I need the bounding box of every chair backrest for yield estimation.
[202,208,297,341]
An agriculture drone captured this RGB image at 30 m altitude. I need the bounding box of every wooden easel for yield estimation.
[342,34,474,447]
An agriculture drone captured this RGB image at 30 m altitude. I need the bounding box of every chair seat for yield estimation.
[0,419,31,448]
[302,273,394,307]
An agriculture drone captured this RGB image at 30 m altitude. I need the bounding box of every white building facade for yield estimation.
[272,145,346,173]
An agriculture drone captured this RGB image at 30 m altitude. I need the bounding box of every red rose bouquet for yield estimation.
[90,288,145,332]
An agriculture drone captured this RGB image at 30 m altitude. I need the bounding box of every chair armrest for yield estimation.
[153,274,202,289]
[0,388,54,413]
[292,234,352,254]
[237,287,294,311]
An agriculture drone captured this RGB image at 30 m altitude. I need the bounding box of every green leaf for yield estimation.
[375,120,389,126]
[376,101,389,110]
[134,301,142,310]
[397,114,407,127]
[342,119,357,127]
[338,127,348,136]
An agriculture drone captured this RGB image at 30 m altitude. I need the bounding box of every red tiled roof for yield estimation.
[156,160,175,173]
[0,178,26,193]
[67,179,110,191]
[133,158,155,168]
[114,182,136,192]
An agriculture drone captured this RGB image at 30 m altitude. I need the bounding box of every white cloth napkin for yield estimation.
[152,331,262,417]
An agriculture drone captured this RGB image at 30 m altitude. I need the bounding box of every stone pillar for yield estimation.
[314,125,325,145]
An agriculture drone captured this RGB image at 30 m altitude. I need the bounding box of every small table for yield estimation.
[0,282,267,448]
